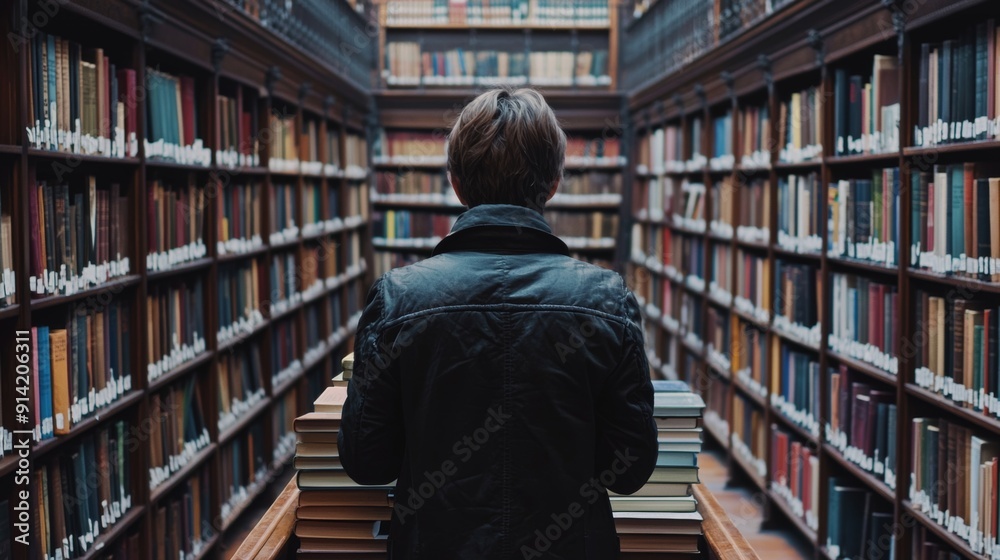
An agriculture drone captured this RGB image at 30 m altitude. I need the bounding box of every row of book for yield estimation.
[146,69,210,165]
[148,375,210,491]
[826,476,894,559]
[710,111,733,169]
[770,423,820,532]
[153,465,213,560]
[826,365,898,492]
[218,344,266,434]
[146,279,207,384]
[828,272,899,374]
[29,178,131,297]
[777,85,823,164]
[827,168,900,268]
[373,210,456,242]
[32,302,134,441]
[732,319,767,398]
[770,344,820,438]
[218,181,264,256]
[910,163,1000,280]
[733,250,770,322]
[385,43,610,86]
[26,30,138,158]
[833,57,901,156]
[706,306,730,370]
[384,0,610,26]
[34,420,134,560]
[776,172,822,254]
[216,93,258,168]
[913,292,1000,419]
[740,102,771,169]
[709,244,732,304]
[374,131,447,162]
[911,417,1000,557]
[773,261,820,347]
[219,421,268,527]
[565,137,624,165]
[913,21,1000,147]
[731,392,766,479]
[147,178,208,273]
[710,178,734,238]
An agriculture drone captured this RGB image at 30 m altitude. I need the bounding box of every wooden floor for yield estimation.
[222,444,812,559]
[697,442,813,560]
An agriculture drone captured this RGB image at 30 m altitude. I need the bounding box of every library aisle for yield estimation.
[3,0,1000,559]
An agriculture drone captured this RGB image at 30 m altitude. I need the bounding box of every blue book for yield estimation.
[37,326,53,439]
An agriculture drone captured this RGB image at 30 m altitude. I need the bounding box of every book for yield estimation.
[731,393,767,479]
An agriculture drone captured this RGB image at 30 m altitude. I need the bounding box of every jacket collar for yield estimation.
[432,204,571,257]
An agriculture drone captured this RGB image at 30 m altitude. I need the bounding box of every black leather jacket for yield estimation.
[339,204,658,559]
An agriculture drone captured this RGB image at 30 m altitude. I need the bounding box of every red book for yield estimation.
[28,180,42,278]
[116,69,136,149]
[180,76,197,147]
[241,111,252,157]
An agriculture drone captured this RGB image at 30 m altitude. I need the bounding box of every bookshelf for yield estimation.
[0,0,375,557]
[624,0,1000,558]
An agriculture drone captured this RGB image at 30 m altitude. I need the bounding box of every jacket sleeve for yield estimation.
[594,286,658,495]
[338,277,405,485]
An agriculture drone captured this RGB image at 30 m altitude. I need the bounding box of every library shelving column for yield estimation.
[0,0,376,557]
[373,0,627,274]
[623,0,1000,558]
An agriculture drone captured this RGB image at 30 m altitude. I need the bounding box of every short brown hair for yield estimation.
[447,88,566,209]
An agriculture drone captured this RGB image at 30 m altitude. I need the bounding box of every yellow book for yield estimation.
[50,329,71,435]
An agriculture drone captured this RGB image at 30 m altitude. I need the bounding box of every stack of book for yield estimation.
[294,355,395,558]
[610,379,704,558]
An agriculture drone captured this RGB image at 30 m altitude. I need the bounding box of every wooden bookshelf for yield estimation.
[624,1,1000,559]
[0,0,375,558]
